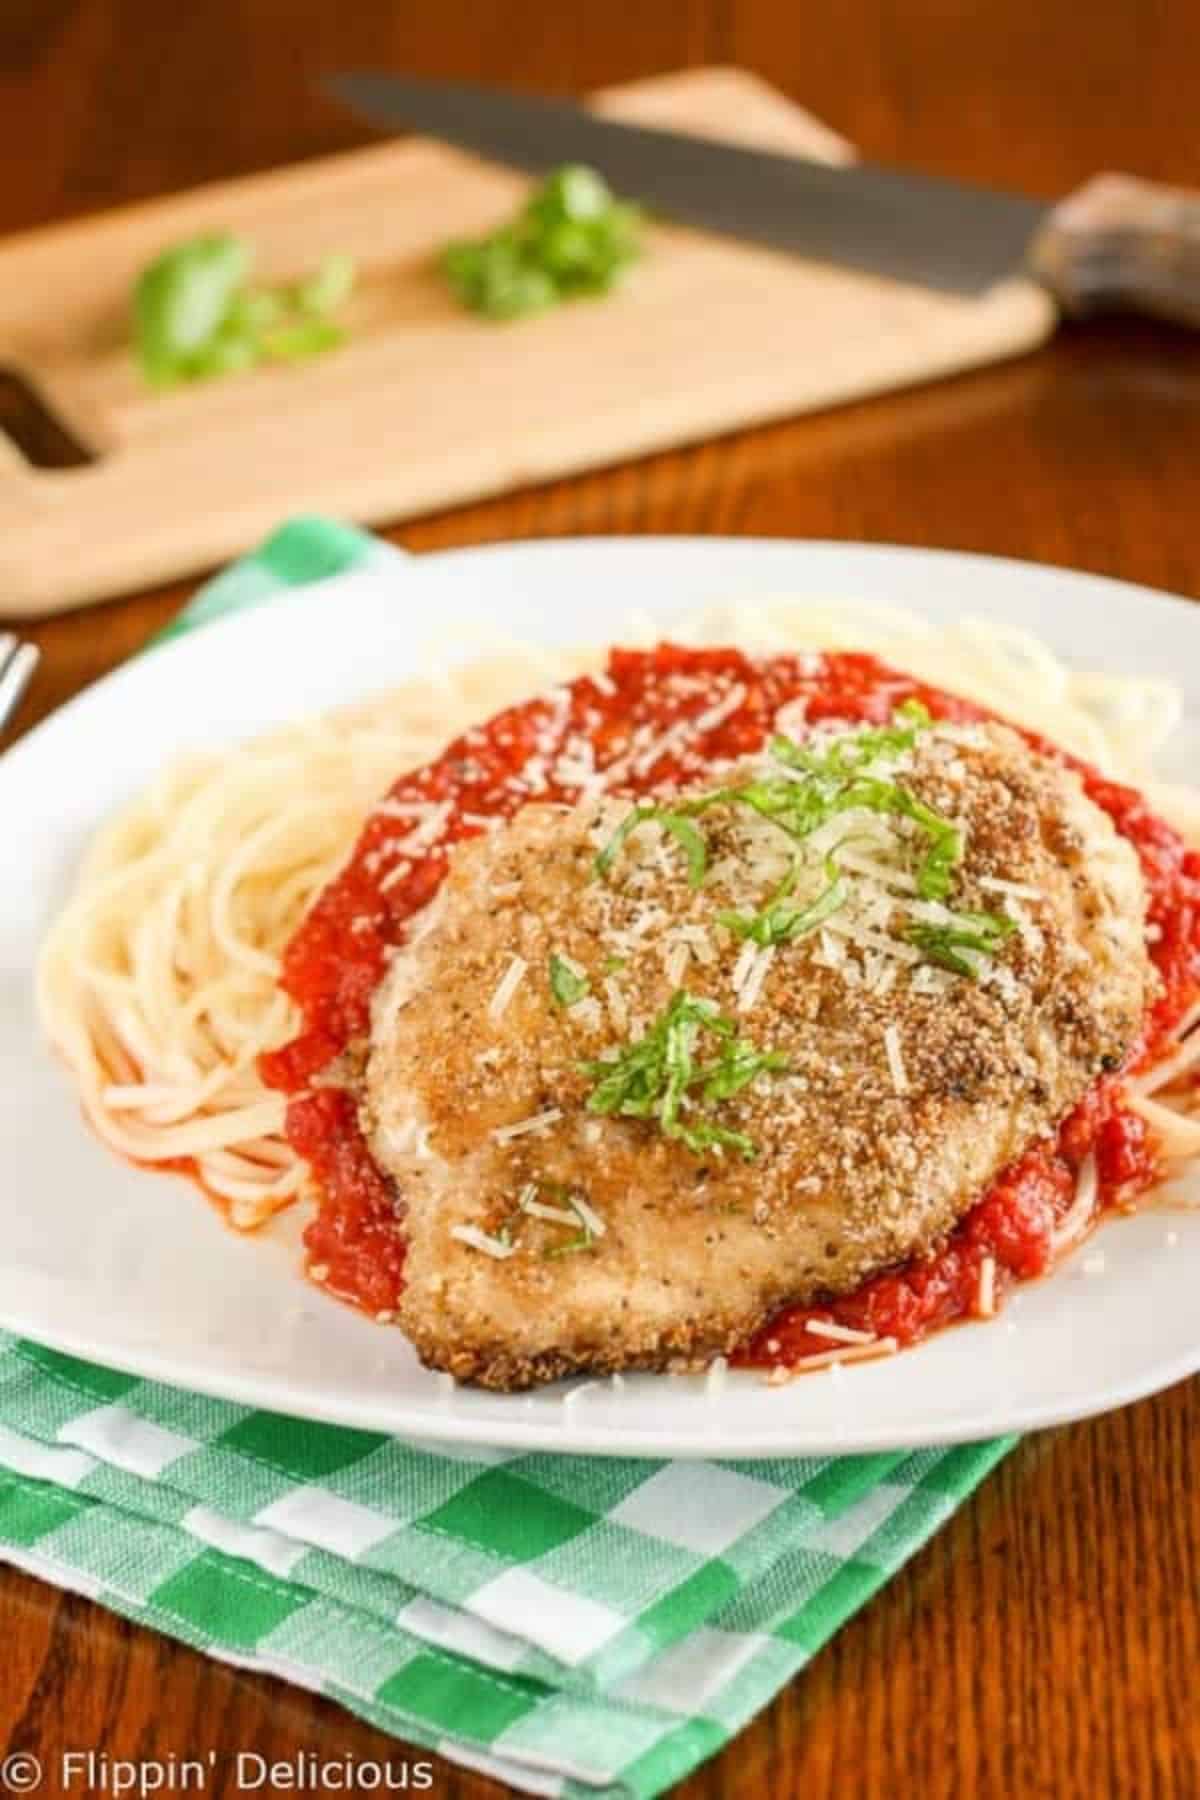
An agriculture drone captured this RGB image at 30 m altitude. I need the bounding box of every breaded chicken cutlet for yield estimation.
[358,716,1153,1389]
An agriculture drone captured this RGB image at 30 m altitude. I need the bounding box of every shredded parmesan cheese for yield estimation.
[731,939,759,994]
[373,797,439,822]
[378,798,454,852]
[737,944,775,1012]
[676,923,716,964]
[764,1337,900,1380]
[883,1024,909,1095]
[521,1197,581,1227]
[978,874,1044,902]
[569,996,604,1031]
[804,1319,878,1347]
[451,1225,516,1260]
[491,1108,564,1143]
[834,847,917,891]
[603,977,629,1032]
[665,940,690,987]
[569,1192,607,1238]
[823,914,922,962]
[705,1356,729,1395]
[487,953,528,1022]
[691,682,747,735]
[631,721,691,776]
[977,1255,996,1317]
[378,859,413,894]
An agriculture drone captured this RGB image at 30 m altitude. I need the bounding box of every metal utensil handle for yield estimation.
[0,638,39,732]
[1032,173,1200,327]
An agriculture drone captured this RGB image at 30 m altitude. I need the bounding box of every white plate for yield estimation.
[4,538,1199,1457]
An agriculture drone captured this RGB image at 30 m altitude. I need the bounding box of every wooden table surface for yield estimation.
[3,2,1199,1795]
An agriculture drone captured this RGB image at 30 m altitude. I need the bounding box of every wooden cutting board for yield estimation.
[0,67,1055,618]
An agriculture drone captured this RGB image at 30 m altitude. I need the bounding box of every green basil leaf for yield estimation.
[720,858,847,946]
[906,909,1016,977]
[261,318,344,362]
[549,953,590,1007]
[440,165,642,320]
[295,252,356,317]
[134,234,250,381]
[580,990,787,1162]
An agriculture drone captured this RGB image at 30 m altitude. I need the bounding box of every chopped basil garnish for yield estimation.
[594,704,957,900]
[580,990,788,1161]
[590,704,1017,982]
[730,707,959,902]
[905,911,1017,978]
[594,805,708,887]
[767,699,931,779]
[441,164,643,321]
[835,779,961,902]
[719,855,848,946]
[133,235,356,386]
[549,953,590,1007]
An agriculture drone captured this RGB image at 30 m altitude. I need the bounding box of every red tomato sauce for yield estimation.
[260,647,1200,1354]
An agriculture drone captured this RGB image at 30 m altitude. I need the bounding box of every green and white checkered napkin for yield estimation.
[1,519,1014,1797]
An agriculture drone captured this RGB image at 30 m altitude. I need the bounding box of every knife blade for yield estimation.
[327,72,1200,328]
[326,70,1046,296]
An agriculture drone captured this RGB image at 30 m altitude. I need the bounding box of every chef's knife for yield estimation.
[328,70,1200,326]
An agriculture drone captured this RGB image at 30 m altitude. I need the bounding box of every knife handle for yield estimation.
[1031,173,1200,328]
